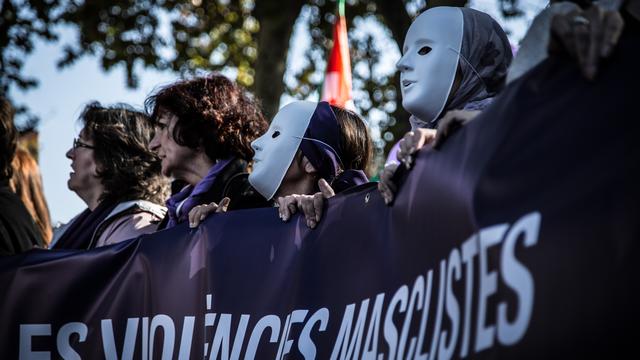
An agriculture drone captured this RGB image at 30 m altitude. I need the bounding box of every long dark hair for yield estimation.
[81,102,168,204]
[331,105,374,176]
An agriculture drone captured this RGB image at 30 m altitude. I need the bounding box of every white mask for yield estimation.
[396,7,463,126]
[249,101,318,200]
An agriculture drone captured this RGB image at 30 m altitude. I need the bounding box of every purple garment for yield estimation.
[166,159,233,228]
[332,169,368,193]
[299,102,369,192]
[385,142,401,167]
[299,102,343,183]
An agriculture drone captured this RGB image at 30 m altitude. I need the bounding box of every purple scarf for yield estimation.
[299,102,368,193]
[165,159,232,228]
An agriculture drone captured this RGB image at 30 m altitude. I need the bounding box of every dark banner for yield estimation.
[2,28,639,360]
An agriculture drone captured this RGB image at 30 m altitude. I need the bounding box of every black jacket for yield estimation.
[0,184,44,255]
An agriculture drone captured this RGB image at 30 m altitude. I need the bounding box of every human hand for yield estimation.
[378,162,399,206]
[434,110,480,149]
[397,128,437,170]
[276,179,335,229]
[550,3,624,80]
[188,197,230,228]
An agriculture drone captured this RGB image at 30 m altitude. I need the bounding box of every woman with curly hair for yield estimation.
[145,74,270,229]
[50,102,169,249]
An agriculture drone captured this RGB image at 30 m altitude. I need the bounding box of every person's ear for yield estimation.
[301,156,317,175]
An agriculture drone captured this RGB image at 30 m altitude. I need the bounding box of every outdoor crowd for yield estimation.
[0,1,637,255]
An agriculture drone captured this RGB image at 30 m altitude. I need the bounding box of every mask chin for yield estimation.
[400,7,464,125]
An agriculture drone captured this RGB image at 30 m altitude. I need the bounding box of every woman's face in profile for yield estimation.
[65,129,102,200]
[149,111,201,181]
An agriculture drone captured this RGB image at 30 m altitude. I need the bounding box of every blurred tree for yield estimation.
[55,0,471,157]
[2,0,528,158]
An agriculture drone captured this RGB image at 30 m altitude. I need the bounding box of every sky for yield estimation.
[10,1,546,225]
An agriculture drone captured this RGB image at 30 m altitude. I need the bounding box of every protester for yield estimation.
[398,7,512,130]
[145,74,270,229]
[380,1,633,205]
[50,103,168,249]
[188,101,373,229]
[0,97,44,255]
[10,149,53,245]
[378,6,513,204]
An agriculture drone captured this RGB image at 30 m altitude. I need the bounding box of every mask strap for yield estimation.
[293,136,345,170]
[447,46,488,92]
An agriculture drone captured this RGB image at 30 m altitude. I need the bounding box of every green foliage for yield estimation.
[0,0,63,125]
[2,0,527,155]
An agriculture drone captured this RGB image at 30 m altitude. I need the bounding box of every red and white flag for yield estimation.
[321,0,354,110]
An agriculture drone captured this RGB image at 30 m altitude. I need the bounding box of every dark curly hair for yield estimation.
[80,102,168,204]
[0,96,18,181]
[145,74,268,162]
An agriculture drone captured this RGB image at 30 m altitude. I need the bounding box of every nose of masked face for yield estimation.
[251,135,265,154]
[396,52,412,72]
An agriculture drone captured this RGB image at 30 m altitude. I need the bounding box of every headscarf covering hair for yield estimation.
[449,8,513,111]
[410,7,513,130]
[298,102,368,192]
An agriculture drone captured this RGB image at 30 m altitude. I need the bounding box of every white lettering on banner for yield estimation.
[475,224,508,353]
[276,310,308,359]
[497,212,539,345]
[244,314,280,359]
[101,318,137,360]
[331,298,371,360]
[459,235,478,358]
[398,277,424,359]
[383,285,408,360]
[19,324,50,360]
[57,322,87,360]
[362,293,385,360]
[298,308,330,359]
[439,249,461,360]
[414,270,434,360]
[16,212,540,359]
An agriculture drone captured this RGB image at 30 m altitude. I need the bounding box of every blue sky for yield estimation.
[11,1,545,225]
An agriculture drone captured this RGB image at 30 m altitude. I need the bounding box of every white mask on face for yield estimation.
[249,101,318,200]
[396,7,463,126]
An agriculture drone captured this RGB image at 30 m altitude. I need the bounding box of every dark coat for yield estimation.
[0,184,44,255]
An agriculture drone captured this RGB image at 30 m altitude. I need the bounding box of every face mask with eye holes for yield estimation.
[396,7,464,126]
[249,101,318,200]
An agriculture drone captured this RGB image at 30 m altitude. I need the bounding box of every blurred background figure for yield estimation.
[50,102,169,249]
[0,96,44,255]
[10,148,53,245]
